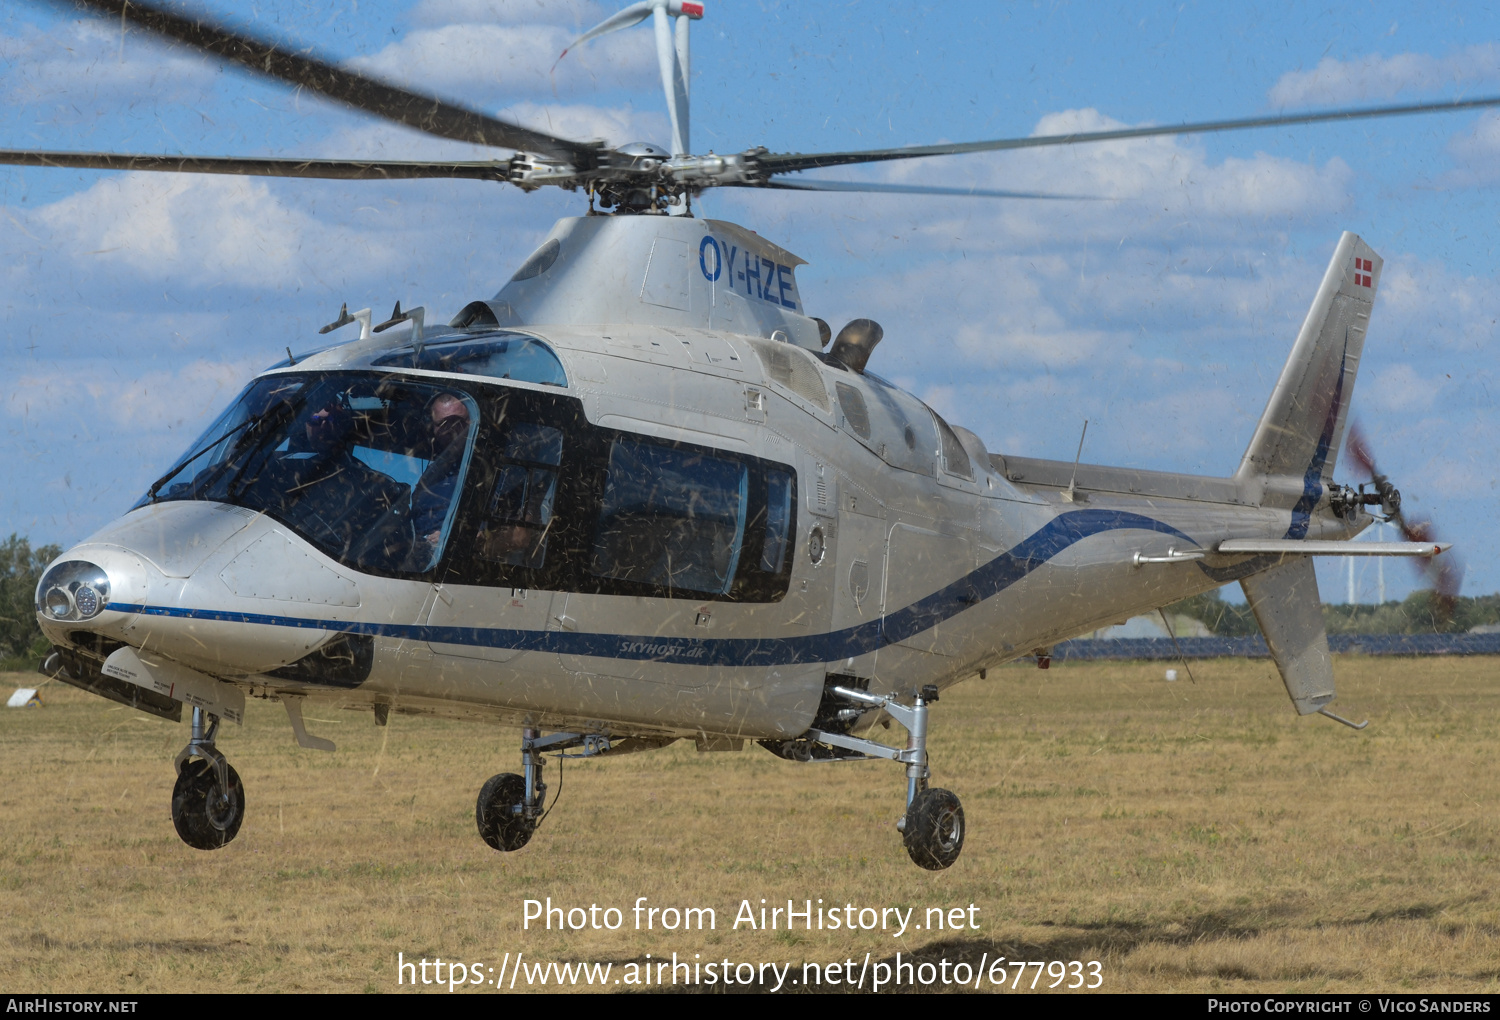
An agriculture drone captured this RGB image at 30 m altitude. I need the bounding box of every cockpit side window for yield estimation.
[835,382,872,440]
[759,469,795,573]
[149,371,797,600]
[145,371,480,579]
[749,338,831,411]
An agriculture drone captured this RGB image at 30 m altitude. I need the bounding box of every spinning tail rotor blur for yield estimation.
[1345,420,1464,624]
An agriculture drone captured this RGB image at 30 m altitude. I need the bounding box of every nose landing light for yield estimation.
[37,561,112,623]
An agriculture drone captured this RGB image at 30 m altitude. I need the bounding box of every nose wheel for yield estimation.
[902,787,965,870]
[172,758,244,849]
[170,706,244,850]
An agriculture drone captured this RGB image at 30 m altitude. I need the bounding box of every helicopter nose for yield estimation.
[37,549,154,626]
[36,558,114,625]
[36,502,258,659]
[40,509,365,678]
[34,545,154,650]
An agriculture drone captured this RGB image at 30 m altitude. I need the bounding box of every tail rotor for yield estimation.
[1344,420,1464,624]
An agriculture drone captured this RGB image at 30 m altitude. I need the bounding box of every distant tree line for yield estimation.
[1167,588,1500,637]
[2,534,62,671]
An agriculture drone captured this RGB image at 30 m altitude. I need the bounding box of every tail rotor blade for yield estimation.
[1400,514,1464,625]
[1345,420,1378,478]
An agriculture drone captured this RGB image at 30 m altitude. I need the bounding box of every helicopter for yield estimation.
[16,0,1469,871]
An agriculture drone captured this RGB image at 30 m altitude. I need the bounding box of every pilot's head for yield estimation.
[429,393,470,451]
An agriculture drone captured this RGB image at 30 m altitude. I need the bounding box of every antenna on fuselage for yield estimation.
[374,301,426,356]
[1061,419,1089,503]
[318,303,374,340]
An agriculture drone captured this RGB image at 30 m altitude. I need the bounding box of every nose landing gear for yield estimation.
[170,706,244,850]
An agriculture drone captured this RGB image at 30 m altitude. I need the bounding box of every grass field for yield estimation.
[2,656,1498,994]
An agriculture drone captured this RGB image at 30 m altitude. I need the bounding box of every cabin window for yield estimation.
[749,339,831,411]
[835,382,871,440]
[589,439,748,596]
[760,469,794,573]
[934,413,973,479]
[373,333,567,388]
[478,423,564,569]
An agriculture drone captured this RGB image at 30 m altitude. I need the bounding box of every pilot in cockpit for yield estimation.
[409,392,472,554]
[294,399,409,526]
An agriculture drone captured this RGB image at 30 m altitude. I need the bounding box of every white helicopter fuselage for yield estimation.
[38,213,1378,746]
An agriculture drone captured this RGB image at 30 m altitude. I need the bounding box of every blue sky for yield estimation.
[2,0,1497,603]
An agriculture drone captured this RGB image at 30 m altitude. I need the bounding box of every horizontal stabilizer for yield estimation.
[1219,539,1449,557]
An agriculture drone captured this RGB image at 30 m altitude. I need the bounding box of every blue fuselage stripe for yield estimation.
[105,509,1193,668]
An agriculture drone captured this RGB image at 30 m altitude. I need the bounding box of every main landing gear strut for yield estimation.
[475,729,613,852]
[170,706,245,850]
[767,684,965,870]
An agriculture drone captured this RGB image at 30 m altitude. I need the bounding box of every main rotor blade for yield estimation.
[744,178,1097,200]
[0,150,513,180]
[61,0,594,164]
[756,94,1500,175]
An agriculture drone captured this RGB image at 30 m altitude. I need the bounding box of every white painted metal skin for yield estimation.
[38,217,1394,745]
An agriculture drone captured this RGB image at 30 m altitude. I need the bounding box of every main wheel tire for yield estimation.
[903,787,965,870]
[171,758,244,850]
[476,773,535,852]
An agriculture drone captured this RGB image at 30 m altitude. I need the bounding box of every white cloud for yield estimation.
[738,109,1354,265]
[496,101,667,146]
[1373,256,1500,353]
[29,174,401,289]
[944,108,1354,229]
[4,357,258,435]
[410,0,606,27]
[0,17,219,110]
[1362,363,1443,414]
[348,14,655,100]
[1441,110,1500,185]
[1268,44,1500,106]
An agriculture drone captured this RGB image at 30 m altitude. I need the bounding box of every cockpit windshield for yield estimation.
[141,372,478,575]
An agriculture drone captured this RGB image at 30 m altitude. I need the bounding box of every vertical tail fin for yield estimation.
[1235,232,1382,530]
[1235,231,1383,718]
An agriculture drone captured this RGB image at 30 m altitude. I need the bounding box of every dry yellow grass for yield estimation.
[2,656,1498,993]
